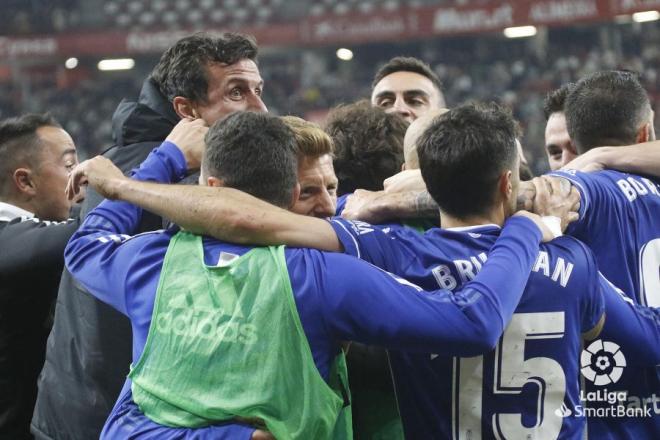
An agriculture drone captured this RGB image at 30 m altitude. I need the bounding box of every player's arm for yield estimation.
[340,169,437,223]
[71,154,576,257]
[64,129,195,314]
[596,274,660,366]
[318,215,544,355]
[563,141,660,176]
[340,188,439,223]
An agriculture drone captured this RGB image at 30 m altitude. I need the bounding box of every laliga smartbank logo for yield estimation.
[554,340,656,419]
[554,403,572,418]
[580,339,626,385]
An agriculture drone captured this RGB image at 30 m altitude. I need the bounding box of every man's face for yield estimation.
[371,71,445,123]
[292,154,338,218]
[544,112,577,171]
[32,126,79,221]
[194,59,267,125]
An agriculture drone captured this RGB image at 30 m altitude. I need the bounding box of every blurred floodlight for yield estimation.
[97,58,135,71]
[336,48,353,61]
[503,26,537,38]
[64,57,78,69]
[632,10,660,22]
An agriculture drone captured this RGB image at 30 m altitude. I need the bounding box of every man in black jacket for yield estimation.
[31,32,267,440]
[0,114,80,439]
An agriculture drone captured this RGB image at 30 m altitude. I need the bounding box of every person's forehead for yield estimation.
[372,71,437,97]
[37,126,76,152]
[545,112,570,139]
[207,59,263,85]
[298,154,336,181]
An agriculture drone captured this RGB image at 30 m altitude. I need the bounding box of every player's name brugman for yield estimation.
[432,250,574,290]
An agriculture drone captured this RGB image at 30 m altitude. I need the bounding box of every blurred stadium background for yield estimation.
[1,0,658,175]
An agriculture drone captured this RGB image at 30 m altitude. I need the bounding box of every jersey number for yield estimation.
[452,312,566,440]
[640,238,660,307]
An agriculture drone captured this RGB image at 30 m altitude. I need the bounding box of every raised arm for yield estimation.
[320,215,544,356]
[64,137,191,314]
[563,141,660,176]
[69,157,342,252]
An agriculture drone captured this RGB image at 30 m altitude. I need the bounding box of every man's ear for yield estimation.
[636,122,651,144]
[288,183,301,209]
[401,163,407,171]
[13,168,37,197]
[173,96,199,119]
[498,170,513,200]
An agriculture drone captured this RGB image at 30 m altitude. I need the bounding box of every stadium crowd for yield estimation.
[0,29,659,440]
[2,23,658,176]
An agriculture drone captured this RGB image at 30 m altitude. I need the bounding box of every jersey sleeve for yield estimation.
[65,141,185,316]
[328,217,414,271]
[316,215,542,356]
[128,140,188,184]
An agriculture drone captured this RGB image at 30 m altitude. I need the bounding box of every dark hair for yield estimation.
[324,100,407,195]
[203,112,297,208]
[0,113,61,197]
[151,33,258,104]
[372,56,442,93]
[565,70,651,153]
[417,102,518,219]
[543,82,575,120]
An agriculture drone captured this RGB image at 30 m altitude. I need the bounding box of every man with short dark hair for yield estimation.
[32,32,267,440]
[541,71,660,439]
[0,114,80,439]
[151,33,266,122]
[325,100,407,196]
[371,56,446,123]
[66,112,557,439]
[566,71,655,152]
[543,83,578,171]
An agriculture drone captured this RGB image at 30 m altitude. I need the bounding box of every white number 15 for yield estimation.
[452,312,566,440]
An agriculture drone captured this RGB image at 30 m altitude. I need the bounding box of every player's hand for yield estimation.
[66,157,127,201]
[251,429,276,440]
[342,189,390,223]
[516,180,536,211]
[383,169,426,193]
[562,147,609,172]
[530,176,580,232]
[166,118,208,171]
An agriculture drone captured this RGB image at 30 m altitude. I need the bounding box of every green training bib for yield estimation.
[129,231,352,439]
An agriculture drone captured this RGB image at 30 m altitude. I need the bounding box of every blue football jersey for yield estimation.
[550,169,660,307]
[550,169,660,438]
[331,219,606,439]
